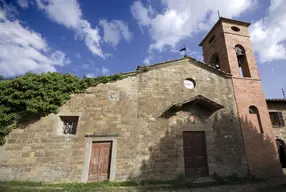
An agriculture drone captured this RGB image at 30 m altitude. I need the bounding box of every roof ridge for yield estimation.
[135,56,232,77]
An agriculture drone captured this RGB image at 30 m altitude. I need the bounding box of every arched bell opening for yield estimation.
[235,45,251,77]
[209,52,220,70]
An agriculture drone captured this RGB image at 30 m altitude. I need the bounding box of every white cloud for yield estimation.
[131,0,255,52]
[86,67,110,77]
[99,19,132,47]
[249,0,286,63]
[0,0,18,19]
[189,51,204,62]
[50,51,71,66]
[75,53,81,59]
[100,66,109,75]
[82,63,90,69]
[35,0,130,58]
[82,60,95,69]
[17,0,29,9]
[143,56,152,65]
[86,73,95,78]
[0,9,5,20]
[35,0,106,58]
[0,13,70,77]
[35,0,81,29]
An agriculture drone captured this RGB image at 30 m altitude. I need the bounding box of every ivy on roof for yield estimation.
[0,72,126,145]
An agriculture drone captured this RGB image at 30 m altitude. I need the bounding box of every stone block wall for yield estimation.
[133,59,248,180]
[0,58,248,182]
[0,116,85,182]
[0,76,140,182]
[267,102,286,142]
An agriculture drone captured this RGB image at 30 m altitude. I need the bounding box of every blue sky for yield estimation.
[0,0,286,98]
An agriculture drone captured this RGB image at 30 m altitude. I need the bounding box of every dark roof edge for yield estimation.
[187,56,232,77]
[199,17,251,46]
[105,56,232,81]
[101,58,188,80]
[221,17,251,26]
[136,57,188,70]
[266,99,286,103]
[135,56,232,78]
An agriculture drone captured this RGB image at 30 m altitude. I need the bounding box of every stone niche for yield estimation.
[52,112,82,137]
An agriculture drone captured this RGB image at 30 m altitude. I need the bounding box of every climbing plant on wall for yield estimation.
[0,72,126,145]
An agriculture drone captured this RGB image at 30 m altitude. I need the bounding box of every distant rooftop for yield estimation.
[266,98,286,103]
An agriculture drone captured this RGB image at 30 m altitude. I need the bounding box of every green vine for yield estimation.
[0,72,126,145]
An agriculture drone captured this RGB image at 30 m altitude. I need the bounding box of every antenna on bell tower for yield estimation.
[282,88,286,98]
[217,10,221,19]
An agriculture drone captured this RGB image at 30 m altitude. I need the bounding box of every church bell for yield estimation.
[235,46,245,67]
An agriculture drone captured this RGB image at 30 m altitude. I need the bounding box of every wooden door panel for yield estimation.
[103,147,110,173]
[90,146,100,176]
[183,131,208,177]
[88,142,112,182]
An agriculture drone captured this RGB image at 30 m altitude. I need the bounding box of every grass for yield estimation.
[212,173,262,185]
[0,175,264,192]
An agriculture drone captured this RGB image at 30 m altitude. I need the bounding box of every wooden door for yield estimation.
[88,141,112,182]
[183,131,208,177]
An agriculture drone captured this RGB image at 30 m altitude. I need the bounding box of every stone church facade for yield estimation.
[0,17,285,182]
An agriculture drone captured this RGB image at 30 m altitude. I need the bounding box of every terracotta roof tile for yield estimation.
[266,98,286,103]
[135,56,232,78]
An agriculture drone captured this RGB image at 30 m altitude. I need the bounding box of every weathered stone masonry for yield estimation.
[267,101,286,143]
[0,17,284,182]
[265,100,286,169]
[0,58,248,182]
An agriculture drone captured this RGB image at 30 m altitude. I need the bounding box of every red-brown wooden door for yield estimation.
[183,131,208,177]
[88,141,112,182]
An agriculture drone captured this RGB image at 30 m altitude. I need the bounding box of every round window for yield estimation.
[184,78,196,89]
[231,26,240,32]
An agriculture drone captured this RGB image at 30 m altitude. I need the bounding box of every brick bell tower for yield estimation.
[199,17,283,178]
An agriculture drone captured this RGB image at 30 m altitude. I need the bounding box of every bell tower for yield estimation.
[199,17,283,178]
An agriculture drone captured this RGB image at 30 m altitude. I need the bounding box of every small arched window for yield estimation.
[209,52,220,69]
[249,106,263,134]
[235,45,251,77]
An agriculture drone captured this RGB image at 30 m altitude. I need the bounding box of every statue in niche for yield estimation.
[108,91,119,101]
[63,121,77,135]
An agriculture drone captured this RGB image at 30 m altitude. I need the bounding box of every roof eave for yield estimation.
[266,99,286,103]
[199,17,251,46]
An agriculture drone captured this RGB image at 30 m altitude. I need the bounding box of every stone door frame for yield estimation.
[82,134,118,182]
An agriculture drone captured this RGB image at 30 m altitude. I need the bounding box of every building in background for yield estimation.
[266,99,286,169]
